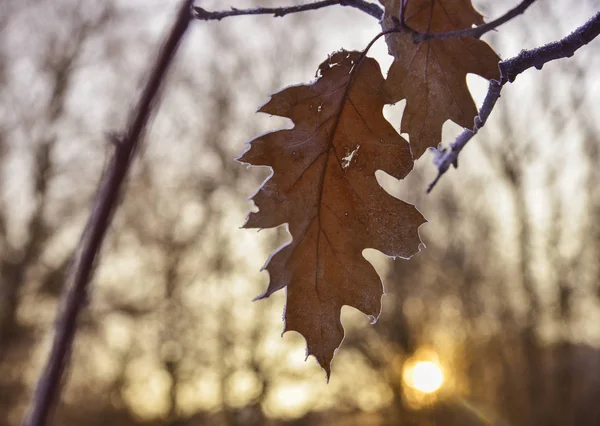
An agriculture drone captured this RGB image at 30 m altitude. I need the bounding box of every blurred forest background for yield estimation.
[2,0,600,425]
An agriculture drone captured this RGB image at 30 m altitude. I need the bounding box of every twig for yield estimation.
[22,1,194,425]
[411,0,537,43]
[426,11,600,193]
[193,0,384,21]
[399,0,407,27]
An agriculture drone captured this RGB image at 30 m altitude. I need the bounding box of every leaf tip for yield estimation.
[325,367,331,383]
[309,350,332,382]
[252,291,267,302]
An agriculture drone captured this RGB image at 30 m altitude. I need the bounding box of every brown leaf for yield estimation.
[380,0,501,158]
[238,50,425,378]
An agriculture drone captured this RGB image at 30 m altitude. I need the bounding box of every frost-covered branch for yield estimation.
[193,0,384,22]
[22,2,194,426]
[409,0,537,42]
[427,11,600,193]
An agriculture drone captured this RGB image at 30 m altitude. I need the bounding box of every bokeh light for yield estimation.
[404,361,444,394]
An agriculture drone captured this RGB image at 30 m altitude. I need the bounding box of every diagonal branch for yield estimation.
[410,0,537,43]
[426,11,600,193]
[22,1,194,426]
[193,0,384,21]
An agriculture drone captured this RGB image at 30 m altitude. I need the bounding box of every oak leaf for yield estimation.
[239,50,425,377]
[380,0,501,158]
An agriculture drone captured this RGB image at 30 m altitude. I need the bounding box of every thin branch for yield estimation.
[399,0,407,27]
[22,1,194,425]
[410,0,537,42]
[193,0,384,21]
[427,11,600,193]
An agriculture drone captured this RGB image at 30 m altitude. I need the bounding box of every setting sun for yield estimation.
[403,360,445,394]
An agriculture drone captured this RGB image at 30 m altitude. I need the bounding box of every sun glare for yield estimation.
[403,360,444,394]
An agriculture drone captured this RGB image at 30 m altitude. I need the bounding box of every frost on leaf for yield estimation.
[380,0,501,159]
[238,50,425,378]
[341,145,360,170]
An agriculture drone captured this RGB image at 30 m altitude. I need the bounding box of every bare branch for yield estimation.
[399,0,407,27]
[22,1,194,425]
[410,0,537,43]
[427,11,600,193]
[193,0,384,21]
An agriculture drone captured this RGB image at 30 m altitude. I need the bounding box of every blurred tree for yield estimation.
[2,1,600,426]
